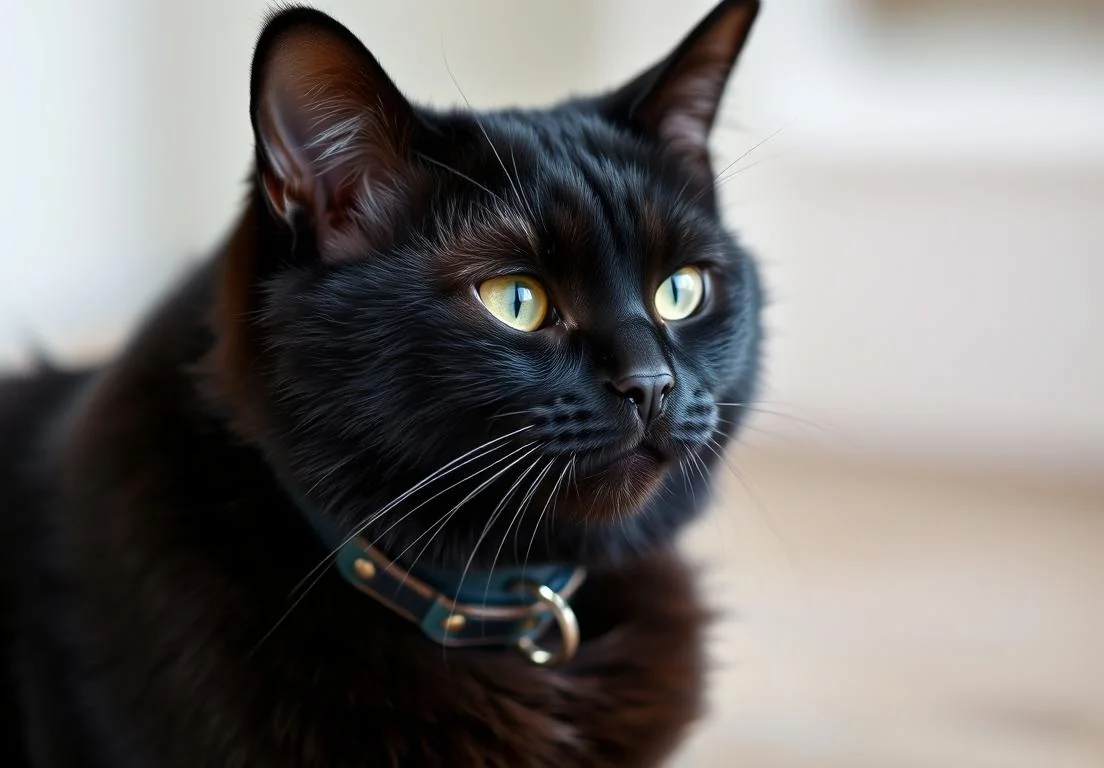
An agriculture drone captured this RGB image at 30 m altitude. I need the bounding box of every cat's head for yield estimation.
[212,1,762,567]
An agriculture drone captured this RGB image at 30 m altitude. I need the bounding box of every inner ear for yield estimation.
[250,9,421,261]
[597,0,759,181]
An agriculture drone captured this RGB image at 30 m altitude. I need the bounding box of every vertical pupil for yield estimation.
[670,276,680,305]
[513,282,523,318]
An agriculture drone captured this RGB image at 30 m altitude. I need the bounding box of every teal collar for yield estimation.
[333,535,585,664]
[286,472,586,665]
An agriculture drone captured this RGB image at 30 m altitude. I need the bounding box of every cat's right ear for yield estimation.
[594,0,759,188]
[250,9,420,261]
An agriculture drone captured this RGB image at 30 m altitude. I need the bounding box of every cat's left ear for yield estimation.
[597,0,759,182]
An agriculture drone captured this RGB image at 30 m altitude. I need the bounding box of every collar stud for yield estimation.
[353,558,377,580]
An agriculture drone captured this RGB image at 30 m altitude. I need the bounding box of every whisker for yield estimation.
[704,435,798,575]
[690,446,739,553]
[684,125,789,210]
[441,449,548,636]
[715,403,843,439]
[523,456,572,577]
[384,447,548,646]
[482,455,555,611]
[509,456,558,565]
[289,426,532,598]
[712,154,776,193]
[680,455,697,499]
[490,407,540,421]
[365,441,538,553]
[249,575,322,657]
[440,51,531,219]
[509,144,538,222]
[716,415,812,446]
[670,174,695,212]
[301,454,355,498]
[680,451,723,553]
[678,456,693,497]
[710,123,789,186]
[687,447,710,487]
[254,440,528,655]
[672,124,786,213]
[386,443,544,592]
[415,151,505,204]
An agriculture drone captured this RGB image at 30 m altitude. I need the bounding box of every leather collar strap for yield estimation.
[282,467,586,664]
[333,536,585,652]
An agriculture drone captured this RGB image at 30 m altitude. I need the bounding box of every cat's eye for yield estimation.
[654,266,705,321]
[478,275,550,332]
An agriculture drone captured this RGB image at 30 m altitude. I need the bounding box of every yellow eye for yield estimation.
[654,266,704,321]
[478,275,549,332]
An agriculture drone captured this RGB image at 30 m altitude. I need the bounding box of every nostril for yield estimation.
[606,380,642,403]
[609,372,675,426]
[623,385,646,406]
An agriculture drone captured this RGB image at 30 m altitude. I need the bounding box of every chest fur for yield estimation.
[71,551,707,768]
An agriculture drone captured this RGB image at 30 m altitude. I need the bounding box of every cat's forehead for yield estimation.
[427,110,703,276]
[427,177,691,294]
[494,110,654,180]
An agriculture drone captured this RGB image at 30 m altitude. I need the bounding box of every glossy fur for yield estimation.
[1,3,763,766]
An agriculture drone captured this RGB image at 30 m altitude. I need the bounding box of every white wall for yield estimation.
[2,1,1101,477]
[1,0,162,356]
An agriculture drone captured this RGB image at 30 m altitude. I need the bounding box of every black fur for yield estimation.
[1,3,763,765]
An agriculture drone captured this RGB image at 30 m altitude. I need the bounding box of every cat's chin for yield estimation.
[563,442,673,522]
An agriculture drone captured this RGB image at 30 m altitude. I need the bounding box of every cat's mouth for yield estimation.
[556,440,673,522]
[572,437,671,477]
[609,441,669,471]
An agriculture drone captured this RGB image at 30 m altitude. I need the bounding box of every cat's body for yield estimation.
[1,3,763,766]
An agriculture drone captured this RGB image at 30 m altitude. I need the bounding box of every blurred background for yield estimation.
[2,0,1102,765]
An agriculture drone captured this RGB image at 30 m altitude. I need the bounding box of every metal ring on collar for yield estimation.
[515,582,580,666]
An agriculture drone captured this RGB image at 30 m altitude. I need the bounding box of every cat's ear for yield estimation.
[597,0,759,180]
[250,9,420,261]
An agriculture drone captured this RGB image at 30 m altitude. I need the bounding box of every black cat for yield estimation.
[0,2,763,765]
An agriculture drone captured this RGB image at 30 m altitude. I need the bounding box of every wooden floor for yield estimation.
[670,447,1104,767]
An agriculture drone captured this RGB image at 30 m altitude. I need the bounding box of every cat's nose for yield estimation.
[610,371,674,427]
